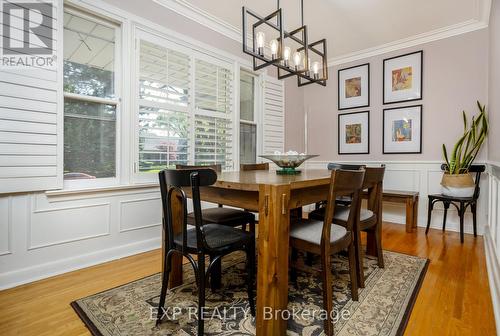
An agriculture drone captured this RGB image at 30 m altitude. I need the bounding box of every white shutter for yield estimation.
[262,76,285,155]
[0,0,62,194]
[194,59,234,170]
[137,39,191,171]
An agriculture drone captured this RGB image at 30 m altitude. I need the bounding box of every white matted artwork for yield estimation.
[338,63,370,110]
[383,105,422,154]
[383,51,423,104]
[338,111,369,154]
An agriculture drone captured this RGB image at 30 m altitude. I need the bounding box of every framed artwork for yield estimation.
[338,63,370,110]
[338,111,370,154]
[383,50,423,104]
[383,105,422,154]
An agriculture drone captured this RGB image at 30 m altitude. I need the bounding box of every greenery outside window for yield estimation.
[63,8,120,183]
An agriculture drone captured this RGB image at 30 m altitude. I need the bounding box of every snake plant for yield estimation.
[442,101,488,174]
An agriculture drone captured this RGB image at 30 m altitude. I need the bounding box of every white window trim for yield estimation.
[238,67,262,165]
[62,5,123,190]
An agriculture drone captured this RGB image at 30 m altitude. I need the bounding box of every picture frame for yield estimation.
[383,50,423,104]
[338,63,370,110]
[383,105,422,154]
[338,111,370,155]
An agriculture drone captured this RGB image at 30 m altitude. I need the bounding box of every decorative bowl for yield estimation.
[259,154,319,174]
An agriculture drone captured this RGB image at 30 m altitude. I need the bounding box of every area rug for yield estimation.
[71,250,428,336]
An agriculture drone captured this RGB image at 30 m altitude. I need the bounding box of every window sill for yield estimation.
[45,183,159,200]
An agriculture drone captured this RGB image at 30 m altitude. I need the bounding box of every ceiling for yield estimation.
[172,0,491,63]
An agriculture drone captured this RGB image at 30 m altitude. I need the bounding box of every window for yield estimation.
[135,32,235,177]
[63,8,120,182]
[239,70,258,164]
[138,40,190,172]
[194,59,234,169]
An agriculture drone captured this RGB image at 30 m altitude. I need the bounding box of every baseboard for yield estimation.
[484,226,500,334]
[0,237,161,290]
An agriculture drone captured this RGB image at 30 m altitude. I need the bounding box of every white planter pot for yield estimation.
[441,172,475,198]
[441,185,475,198]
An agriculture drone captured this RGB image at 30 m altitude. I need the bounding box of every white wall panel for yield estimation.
[119,197,162,232]
[29,203,111,249]
[0,197,11,255]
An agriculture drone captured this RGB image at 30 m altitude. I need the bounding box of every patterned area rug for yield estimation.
[71,250,428,336]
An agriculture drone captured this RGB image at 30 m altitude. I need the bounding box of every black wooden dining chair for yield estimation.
[426,164,485,243]
[177,164,255,290]
[289,169,365,336]
[157,168,255,335]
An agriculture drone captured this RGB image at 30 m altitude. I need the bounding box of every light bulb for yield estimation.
[293,51,302,70]
[283,46,291,66]
[312,61,320,79]
[270,39,279,59]
[256,31,265,56]
[305,57,311,76]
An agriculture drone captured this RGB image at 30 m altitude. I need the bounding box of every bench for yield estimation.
[362,190,419,233]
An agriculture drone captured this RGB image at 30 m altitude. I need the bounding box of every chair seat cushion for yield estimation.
[309,206,374,223]
[187,207,254,225]
[174,224,253,250]
[290,219,348,245]
[334,206,374,222]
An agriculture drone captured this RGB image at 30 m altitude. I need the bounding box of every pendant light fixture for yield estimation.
[242,0,328,87]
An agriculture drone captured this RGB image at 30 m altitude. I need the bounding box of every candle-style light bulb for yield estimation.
[256,31,265,56]
[312,61,320,79]
[270,39,279,59]
[293,51,302,71]
[283,46,291,66]
[305,57,311,76]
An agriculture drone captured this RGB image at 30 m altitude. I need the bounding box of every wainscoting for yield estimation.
[0,161,498,296]
[485,161,500,329]
[0,187,163,290]
[305,161,489,235]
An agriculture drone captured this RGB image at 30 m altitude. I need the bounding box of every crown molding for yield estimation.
[152,0,241,42]
[153,0,492,68]
[327,18,489,66]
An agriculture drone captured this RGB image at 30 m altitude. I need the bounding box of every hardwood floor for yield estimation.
[0,223,496,336]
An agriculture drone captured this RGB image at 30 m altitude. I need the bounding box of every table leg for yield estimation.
[162,190,183,289]
[405,198,414,233]
[413,197,419,230]
[256,184,291,335]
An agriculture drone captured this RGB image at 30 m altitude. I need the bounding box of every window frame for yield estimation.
[132,28,237,183]
[62,6,123,190]
[238,67,264,166]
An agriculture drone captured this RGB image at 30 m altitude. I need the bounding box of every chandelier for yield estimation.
[242,0,328,87]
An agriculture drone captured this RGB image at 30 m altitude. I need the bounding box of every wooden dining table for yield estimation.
[164,169,339,335]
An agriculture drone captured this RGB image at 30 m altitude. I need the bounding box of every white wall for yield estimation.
[485,0,500,329]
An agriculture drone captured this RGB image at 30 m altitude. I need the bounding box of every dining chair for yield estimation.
[157,168,255,335]
[426,164,485,243]
[289,169,365,336]
[176,164,255,290]
[310,166,386,288]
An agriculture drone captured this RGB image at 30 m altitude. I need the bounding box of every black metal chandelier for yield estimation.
[242,0,328,87]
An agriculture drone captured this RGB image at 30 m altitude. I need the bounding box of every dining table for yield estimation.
[163,169,365,335]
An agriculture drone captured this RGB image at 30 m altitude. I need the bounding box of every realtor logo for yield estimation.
[1,0,56,68]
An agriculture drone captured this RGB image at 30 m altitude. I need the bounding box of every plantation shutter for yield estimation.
[137,39,191,172]
[0,1,62,193]
[194,58,234,170]
[262,76,285,155]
